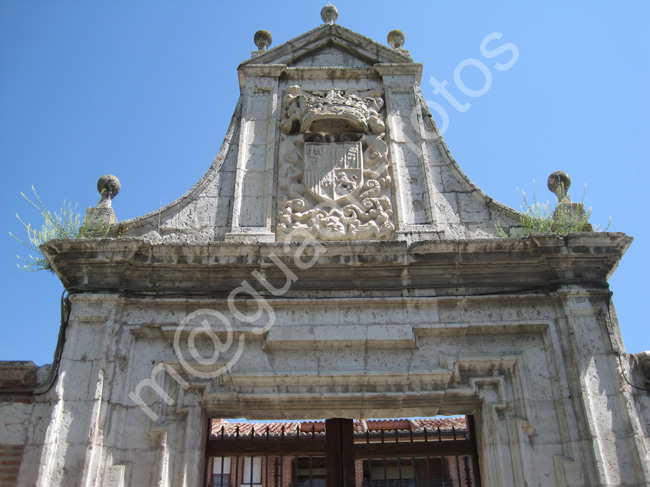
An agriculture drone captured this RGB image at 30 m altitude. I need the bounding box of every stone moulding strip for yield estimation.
[414,321,550,337]
[225,370,454,390]
[145,314,552,352]
[158,325,257,343]
[237,63,287,90]
[470,376,508,410]
[80,294,607,334]
[162,356,525,419]
[374,63,424,83]
[283,66,382,81]
[262,324,416,350]
[201,391,450,413]
[42,233,632,259]
[41,234,632,292]
[112,290,602,307]
[100,291,598,309]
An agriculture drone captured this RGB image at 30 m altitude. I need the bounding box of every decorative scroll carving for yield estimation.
[277,86,394,241]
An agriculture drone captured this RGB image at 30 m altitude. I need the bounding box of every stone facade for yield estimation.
[1,6,649,487]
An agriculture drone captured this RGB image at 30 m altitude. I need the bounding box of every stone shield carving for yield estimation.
[304,141,363,203]
[277,86,395,241]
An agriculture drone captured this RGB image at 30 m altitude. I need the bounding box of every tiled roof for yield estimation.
[355,417,466,433]
[210,417,466,439]
[211,420,301,437]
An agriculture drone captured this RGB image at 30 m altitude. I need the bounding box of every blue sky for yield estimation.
[1,1,648,365]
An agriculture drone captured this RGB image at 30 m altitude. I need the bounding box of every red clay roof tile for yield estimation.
[210,417,467,439]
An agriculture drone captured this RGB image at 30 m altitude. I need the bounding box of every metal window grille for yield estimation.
[205,417,480,487]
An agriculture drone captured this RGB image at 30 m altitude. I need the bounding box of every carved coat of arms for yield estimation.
[304,141,363,203]
[276,86,395,241]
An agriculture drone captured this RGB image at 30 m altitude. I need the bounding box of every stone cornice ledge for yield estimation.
[41,233,632,293]
[374,63,423,84]
[237,64,287,90]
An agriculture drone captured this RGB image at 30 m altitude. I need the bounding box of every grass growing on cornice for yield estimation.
[10,186,107,272]
[497,183,609,237]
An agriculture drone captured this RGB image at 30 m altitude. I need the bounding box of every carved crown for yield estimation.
[302,89,369,134]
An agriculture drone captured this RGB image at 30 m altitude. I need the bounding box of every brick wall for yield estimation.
[354,459,364,487]
[0,361,37,487]
[225,456,294,486]
[282,456,293,485]
[446,455,474,487]
[0,445,25,487]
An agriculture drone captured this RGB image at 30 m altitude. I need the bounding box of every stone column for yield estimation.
[375,63,449,242]
[555,286,650,486]
[226,64,286,243]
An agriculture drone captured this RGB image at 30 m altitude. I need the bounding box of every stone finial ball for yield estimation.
[387,30,406,49]
[254,30,272,51]
[321,3,338,24]
[547,171,571,197]
[97,175,121,198]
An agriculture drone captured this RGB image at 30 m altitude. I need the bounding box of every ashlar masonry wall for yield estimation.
[1,236,647,487]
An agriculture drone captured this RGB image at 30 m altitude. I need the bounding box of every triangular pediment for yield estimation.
[291,43,373,68]
[102,14,525,245]
[240,23,412,68]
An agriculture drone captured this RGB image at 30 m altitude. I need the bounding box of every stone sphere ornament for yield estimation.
[547,170,571,202]
[96,174,120,208]
[97,175,121,198]
[321,3,338,24]
[253,30,272,51]
[387,30,406,49]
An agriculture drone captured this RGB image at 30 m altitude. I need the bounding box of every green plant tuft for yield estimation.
[10,186,108,273]
[497,182,610,237]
